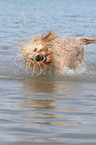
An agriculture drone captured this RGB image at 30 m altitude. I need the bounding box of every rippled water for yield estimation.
[0,0,96,145]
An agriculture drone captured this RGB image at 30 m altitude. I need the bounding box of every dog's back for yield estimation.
[51,37,84,70]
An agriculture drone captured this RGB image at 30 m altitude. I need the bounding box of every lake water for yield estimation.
[0,0,96,145]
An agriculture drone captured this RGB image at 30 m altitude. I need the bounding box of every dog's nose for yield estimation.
[36,55,42,62]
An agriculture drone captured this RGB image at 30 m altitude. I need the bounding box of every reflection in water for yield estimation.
[18,136,65,142]
[19,77,83,142]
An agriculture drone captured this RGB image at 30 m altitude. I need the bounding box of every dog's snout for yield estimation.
[36,55,42,62]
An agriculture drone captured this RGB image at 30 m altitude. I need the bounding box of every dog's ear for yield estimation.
[40,31,58,42]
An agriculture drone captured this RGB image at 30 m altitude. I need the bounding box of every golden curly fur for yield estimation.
[19,32,96,75]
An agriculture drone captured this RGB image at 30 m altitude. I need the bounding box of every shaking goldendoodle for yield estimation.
[19,32,96,75]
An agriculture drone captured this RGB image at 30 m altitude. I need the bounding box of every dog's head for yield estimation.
[19,32,58,74]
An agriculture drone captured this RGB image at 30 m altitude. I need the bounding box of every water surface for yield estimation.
[0,0,96,145]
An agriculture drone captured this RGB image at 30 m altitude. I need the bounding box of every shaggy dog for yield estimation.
[19,32,96,75]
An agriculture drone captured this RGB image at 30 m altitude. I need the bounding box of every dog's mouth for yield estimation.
[35,54,46,62]
[35,54,51,64]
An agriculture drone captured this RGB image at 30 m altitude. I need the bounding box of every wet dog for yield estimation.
[19,32,96,75]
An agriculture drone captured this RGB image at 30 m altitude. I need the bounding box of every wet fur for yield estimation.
[19,32,96,75]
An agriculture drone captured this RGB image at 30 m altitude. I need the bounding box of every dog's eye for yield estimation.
[34,48,37,52]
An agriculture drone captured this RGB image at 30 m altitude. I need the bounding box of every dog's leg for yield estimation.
[77,37,96,45]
